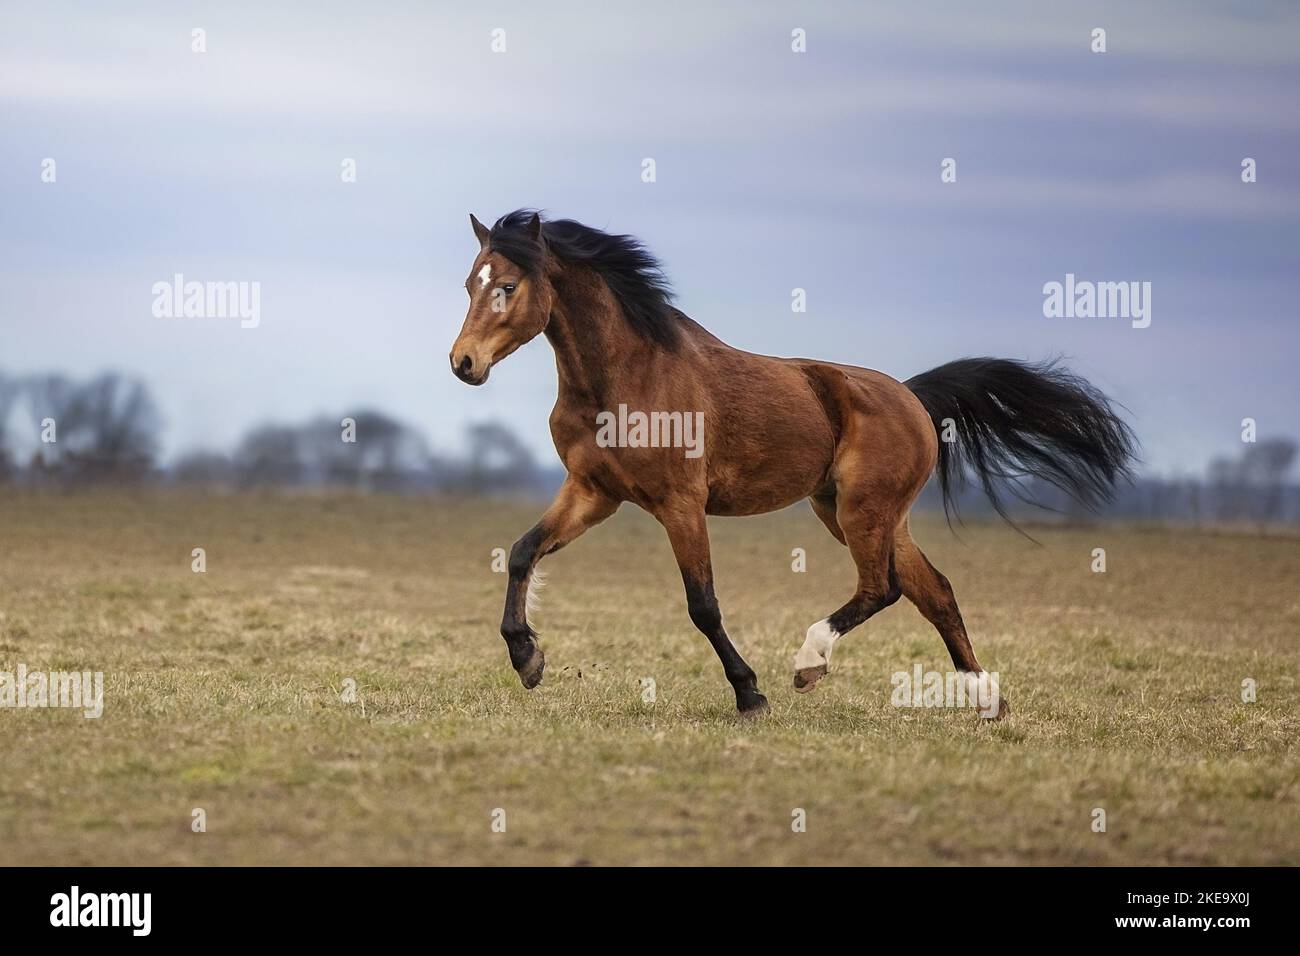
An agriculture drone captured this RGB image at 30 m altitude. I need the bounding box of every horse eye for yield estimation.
[501,283,516,295]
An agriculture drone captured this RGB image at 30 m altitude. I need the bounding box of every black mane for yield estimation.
[488,209,681,348]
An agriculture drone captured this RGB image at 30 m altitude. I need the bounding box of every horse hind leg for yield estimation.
[894,525,1009,719]
[793,497,902,691]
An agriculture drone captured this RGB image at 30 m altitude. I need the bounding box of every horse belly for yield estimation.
[704,415,834,516]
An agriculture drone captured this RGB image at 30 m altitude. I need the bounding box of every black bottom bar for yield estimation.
[0,866,1280,941]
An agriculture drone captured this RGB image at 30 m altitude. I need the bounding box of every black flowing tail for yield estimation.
[905,357,1138,525]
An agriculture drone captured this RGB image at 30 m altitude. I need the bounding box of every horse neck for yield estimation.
[543,264,660,406]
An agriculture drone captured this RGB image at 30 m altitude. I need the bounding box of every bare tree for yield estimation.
[349,409,431,490]
[64,373,162,482]
[1242,438,1297,522]
[466,420,538,493]
[234,425,303,488]
[290,410,431,490]
[7,372,160,484]
[1205,439,1298,522]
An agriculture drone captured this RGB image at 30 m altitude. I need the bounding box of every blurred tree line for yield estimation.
[1,370,1297,523]
[0,371,558,496]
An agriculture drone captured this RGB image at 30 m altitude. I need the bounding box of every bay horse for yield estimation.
[450,211,1136,718]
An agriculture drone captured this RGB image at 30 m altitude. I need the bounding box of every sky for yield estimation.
[2,0,1298,476]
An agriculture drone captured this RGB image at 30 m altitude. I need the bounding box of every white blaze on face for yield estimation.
[794,618,840,670]
[477,263,492,288]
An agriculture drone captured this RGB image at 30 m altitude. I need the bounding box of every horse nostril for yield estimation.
[457,355,474,376]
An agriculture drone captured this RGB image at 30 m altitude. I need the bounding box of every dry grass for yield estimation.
[0,492,1296,865]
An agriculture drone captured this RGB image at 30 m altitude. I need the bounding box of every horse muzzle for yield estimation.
[450,351,490,386]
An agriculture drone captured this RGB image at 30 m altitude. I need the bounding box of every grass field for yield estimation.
[0,492,1296,866]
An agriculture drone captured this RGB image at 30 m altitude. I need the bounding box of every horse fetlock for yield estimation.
[501,620,535,645]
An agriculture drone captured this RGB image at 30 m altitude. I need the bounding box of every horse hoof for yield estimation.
[980,695,1010,720]
[738,693,770,718]
[793,664,827,693]
[517,647,545,689]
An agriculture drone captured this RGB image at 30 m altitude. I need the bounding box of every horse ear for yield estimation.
[526,212,542,241]
[470,214,491,249]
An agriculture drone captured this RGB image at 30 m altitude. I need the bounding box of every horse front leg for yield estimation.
[656,507,769,716]
[501,477,618,688]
